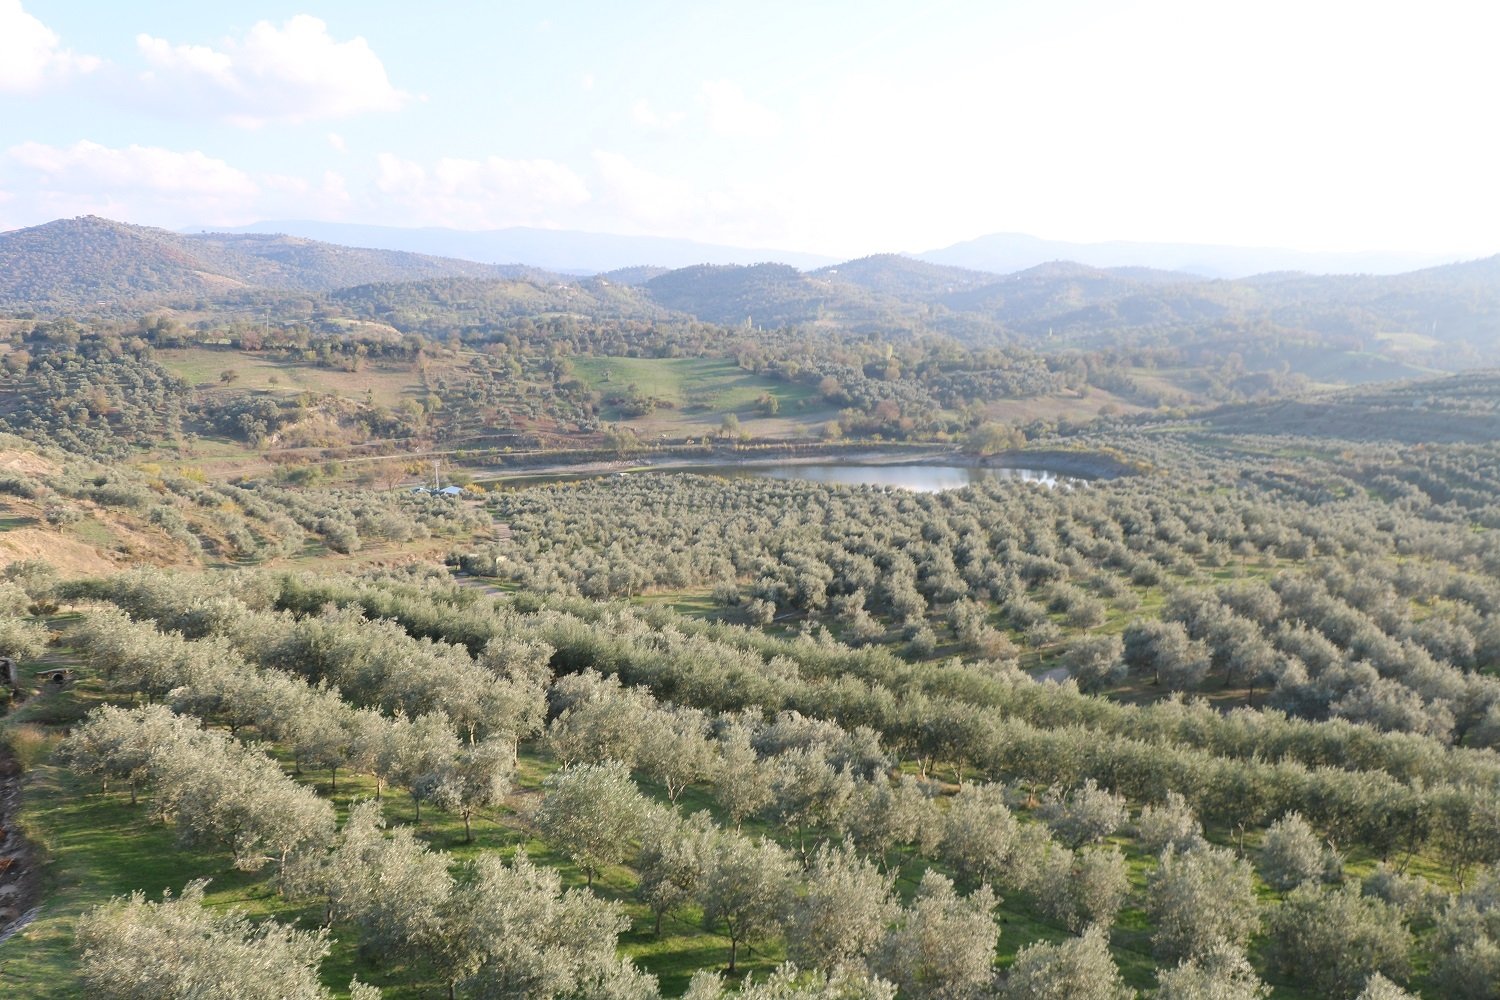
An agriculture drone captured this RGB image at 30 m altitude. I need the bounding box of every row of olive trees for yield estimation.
[65,591,1488,997]
[58,704,332,870]
[266,570,1482,791]
[534,671,1448,998]
[254,571,1500,878]
[71,607,525,838]
[70,573,1500,994]
[76,880,381,1000]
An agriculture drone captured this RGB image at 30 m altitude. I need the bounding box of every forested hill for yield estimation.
[0,216,558,312]
[1199,368,1500,443]
[4,216,1500,372]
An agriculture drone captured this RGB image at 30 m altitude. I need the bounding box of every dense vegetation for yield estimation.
[2,384,1499,996]
[5,217,1497,381]
[1,219,1499,998]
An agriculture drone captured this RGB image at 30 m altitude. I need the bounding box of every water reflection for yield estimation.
[495,463,1078,492]
[756,464,1067,492]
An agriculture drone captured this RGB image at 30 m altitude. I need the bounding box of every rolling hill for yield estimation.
[207,219,841,272]
[916,230,1464,278]
[0,216,559,313]
[3,216,1498,377]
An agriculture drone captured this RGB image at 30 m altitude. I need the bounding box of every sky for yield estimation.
[1,0,1497,259]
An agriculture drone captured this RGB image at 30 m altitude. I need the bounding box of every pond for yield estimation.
[492,462,1083,492]
[753,463,1074,492]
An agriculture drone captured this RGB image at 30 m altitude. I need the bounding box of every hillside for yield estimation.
[918,230,1463,278]
[4,216,1498,383]
[642,261,966,336]
[0,217,552,313]
[0,434,487,574]
[810,254,999,300]
[1197,368,1500,443]
[210,219,842,272]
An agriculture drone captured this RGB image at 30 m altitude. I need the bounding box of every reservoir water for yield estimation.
[493,462,1081,492]
[754,463,1070,491]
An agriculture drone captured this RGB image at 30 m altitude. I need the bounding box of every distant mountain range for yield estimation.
[205,220,841,273]
[916,232,1464,280]
[201,219,1469,279]
[3,217,1497,373]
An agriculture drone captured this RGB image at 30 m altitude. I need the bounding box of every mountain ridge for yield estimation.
[3,216,1498,371]
[0,216,563,312]
[203,219,841,273]
[197,219,1483,279]
[915,231,1472,279]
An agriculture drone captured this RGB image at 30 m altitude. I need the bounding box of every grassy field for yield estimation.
[156,348,430,409]
[979,387,1149,425]
[1374,331,1443,353]
[571,358,839,437]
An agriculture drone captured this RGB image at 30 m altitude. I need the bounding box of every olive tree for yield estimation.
[56,703,195,804]
[1356,974,1419,1000]
[847,775,942,868]
[1059,633,1125,693]
[1267,885,1411,999]
[638,807,714,935]
[941,781,1021,886]
[999,925,1130,1000]
[637,705,716,803]
[1135,791,1203,856]
[1259,811,1327,893]
[712,725,774,829]
[698,831,796,973]
[534,761,646,887]
[278,800,452,958]
[1037,779,1128,848]
[1147,845,1260,962]
[789,840,899,974]
[419,737,514,842]
[75,880,353,1000]
[380,711,461,822]
[1155,938,1270,1000]
[873,871,998,1000]
[1031,845,1130,932]
[685,964,896,1000]
[448,850,655,1000]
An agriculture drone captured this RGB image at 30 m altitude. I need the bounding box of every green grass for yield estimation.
[571,357,835,434]
[63,517,114,549]
[155,348,426,408]
[1374,331,1442,352]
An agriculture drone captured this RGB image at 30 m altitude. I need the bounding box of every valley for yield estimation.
[0,216,1496,1000]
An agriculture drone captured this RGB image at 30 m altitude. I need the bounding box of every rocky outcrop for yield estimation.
[0,749,39,946]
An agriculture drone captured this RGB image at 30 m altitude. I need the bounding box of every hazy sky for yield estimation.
[2,0,1496,257]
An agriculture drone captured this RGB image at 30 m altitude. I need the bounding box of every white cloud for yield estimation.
[580,73,595,91]
[135,15,409,126]
[1,139,354,229]
[0,1,98,93]
[699,80,780,139]
[588,150,789,248]
[320,170,351,208]
[630,99,685,131]
[591,150,689,226]
[374,153,590,228]
[10,140,257,197]
[327,132,348,153]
